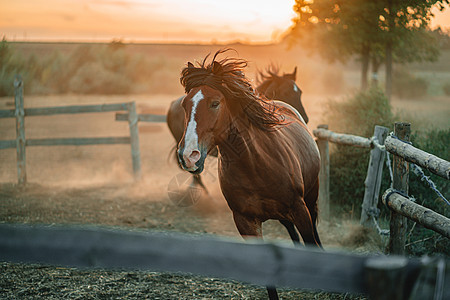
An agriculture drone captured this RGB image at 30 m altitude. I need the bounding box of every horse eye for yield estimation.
[210,101,220,109]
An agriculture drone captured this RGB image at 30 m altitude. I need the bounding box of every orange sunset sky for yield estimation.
[1,0,449,44]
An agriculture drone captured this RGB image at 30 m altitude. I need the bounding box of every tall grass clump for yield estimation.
[325,87,395,218]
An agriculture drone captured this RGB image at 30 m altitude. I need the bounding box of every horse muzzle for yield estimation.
[178,147,206,174]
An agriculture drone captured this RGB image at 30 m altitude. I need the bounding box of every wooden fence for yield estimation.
[1,223,449,299]
[313,122,450,255]
[0,77,149,183]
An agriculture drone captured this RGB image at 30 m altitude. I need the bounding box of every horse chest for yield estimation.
[218,159,300,218]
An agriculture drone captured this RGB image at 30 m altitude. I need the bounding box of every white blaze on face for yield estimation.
[183,89,204,166]
[293,83,299,93]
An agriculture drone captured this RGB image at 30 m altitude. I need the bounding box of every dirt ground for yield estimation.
[0,93,405,299]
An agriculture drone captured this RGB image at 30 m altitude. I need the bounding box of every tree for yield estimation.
[289,0,448,98]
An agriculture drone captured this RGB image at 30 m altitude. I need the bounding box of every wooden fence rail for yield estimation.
[385,135,450,180]
[313,127,373,148]
[0,77,142,183]
[116,112,167,122]
[313,123,450,255]
[1,223,448,299]
[382,188,450,239]
[313,125,389,225]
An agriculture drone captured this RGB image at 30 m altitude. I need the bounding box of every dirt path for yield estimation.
[0,93,387,299]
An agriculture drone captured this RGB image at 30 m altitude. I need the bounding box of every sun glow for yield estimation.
[0,0,297,43]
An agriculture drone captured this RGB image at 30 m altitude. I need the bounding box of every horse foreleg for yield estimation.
[232,212,278,300]
[232,212,262,238]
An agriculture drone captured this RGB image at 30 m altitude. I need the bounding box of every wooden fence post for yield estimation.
[388,122,410,255]
[317,124,330,218]
[360,125,389,227]
[14,75,27,185]
[365,256,408,300]
[127,102,141,179]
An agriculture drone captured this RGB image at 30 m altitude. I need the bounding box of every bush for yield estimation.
[392,68,428,99]
[326,87,395,217]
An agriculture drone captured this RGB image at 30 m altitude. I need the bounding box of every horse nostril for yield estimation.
[189,150,201,162]
[182,149,201,169]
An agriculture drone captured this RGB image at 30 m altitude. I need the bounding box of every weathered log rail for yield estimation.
[385,135,450,180]
[382,188,450,239]
[314,123,449,255]
[313,127,373,148]
[1,223,448,299]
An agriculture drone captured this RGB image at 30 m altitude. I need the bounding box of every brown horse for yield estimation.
[176,50,321,299]
[167,65,308,192]
[256,65,308,124]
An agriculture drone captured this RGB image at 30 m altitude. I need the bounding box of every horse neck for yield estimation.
[215,111,256,162]
[256,79,272,95]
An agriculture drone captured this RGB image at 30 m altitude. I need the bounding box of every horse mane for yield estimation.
[180,49,283,130]
[256,64,282,86]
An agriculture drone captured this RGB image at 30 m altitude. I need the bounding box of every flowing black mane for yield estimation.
[257,65,282,84]
[180,49,282,130]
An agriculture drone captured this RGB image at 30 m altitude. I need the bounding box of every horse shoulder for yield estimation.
[273,100,306,125]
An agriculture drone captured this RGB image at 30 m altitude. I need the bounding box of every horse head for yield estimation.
[177,84,226,174]
[177,50,281,174]
[257,66,309,124]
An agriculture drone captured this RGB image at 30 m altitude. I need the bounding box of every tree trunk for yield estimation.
[371,56,382,86]
[385,0,394,101]
[361,44,370,91]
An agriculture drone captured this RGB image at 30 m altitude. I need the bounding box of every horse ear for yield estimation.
[212,61,223,74]
[284,66,297,81]
[187,62,194,68]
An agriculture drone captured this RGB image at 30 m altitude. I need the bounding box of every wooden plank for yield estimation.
[388,122,410,255]
[0,223,412,295]
[14,75,27,185]
[25,137,130,146]
[360,126,389,226]
[1,223,448,299]
[116,113,167,123]
[385,135,450,180]
[127,102,141,179]
[0,140,16,149]
[313,128,372,148]
[382,188,450,239]
[316,124,330,218]
[0,109,15,118]
[24,103,128,116]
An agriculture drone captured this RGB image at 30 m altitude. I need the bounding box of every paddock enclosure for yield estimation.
[1,43,450,298]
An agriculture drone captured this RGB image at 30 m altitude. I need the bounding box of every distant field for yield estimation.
[6,41,450,131]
